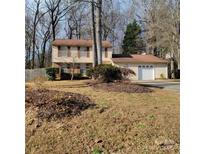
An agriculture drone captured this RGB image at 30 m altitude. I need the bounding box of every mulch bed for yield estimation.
[25,88,95,121]
[88,82,153,93]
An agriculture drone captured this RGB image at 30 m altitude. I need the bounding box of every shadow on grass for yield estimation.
[134,83,164,89]
[48,84,90,89]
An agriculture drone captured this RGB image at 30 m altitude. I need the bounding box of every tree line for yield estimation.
[25,0,180,78]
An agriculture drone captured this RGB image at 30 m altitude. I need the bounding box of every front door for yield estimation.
[80,64,86,76]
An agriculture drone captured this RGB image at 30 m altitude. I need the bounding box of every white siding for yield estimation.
[52,46,93,63]
[154,64,168,79]
[58,46,68,57]
[52,46,112,64]
[113,62,168,80]
[80,47,87,57]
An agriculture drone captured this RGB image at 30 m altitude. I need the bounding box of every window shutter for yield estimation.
[58,46,61,57]
[67,46,71,57]
[78,47,80,58]
[87,47,90,57]
[105,48,108,58]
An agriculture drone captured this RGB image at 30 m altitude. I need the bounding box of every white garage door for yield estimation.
[138,65,154,80]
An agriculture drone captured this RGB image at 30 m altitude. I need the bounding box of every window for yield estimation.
[102,48,108,58]
[76,64,80,69]
[80,64,92,75]
[58,46,68,57]
[86,63,92,69]
[123,64,128,68]
[80,64,86,74]
[61,63,70,73]
[79,47,87,57]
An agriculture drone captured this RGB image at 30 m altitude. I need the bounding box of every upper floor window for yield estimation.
[58,46,70,57]
[80,47,87,57]
[77,47,90,58]
[102,47,108,58]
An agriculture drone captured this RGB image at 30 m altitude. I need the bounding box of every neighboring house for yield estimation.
[112,54,168,80]
[52,39,168,80]
[52,39,112,75]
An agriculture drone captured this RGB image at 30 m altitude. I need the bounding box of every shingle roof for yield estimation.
[112,54,168,64]
[52,39,112,48]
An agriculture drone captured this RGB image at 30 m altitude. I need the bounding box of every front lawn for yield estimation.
[26,80,179,154]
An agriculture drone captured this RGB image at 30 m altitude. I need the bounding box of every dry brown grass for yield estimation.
[25,80,179,154]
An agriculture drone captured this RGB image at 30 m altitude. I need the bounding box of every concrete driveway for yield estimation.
[133,80,180,92]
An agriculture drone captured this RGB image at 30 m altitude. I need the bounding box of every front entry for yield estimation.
[138,65,154,80]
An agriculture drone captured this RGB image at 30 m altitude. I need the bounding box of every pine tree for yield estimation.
[122,20,144,55]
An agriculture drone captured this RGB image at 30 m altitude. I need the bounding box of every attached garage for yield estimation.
[112,54,168,80]
[138,65,154,80]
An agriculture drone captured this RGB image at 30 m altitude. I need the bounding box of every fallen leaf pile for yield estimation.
[25,88,95,121]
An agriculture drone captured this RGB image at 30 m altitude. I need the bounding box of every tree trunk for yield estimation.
[25,48,30,69]
[31,0,40,69]
[52,23,56,41]
[27,48,31,68]
[40,41,46,68]
[170,59,175,79]
[69,29,73,39]
[31,29,36,69]
[170,51,175,79]
[91,0,98,67]
[48,46,52,66]
[96,0,102,64]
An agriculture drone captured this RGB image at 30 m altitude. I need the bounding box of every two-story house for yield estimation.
[52,39,112,75]
[52,39,168,80]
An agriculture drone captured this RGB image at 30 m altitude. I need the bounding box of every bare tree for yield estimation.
[64,15,75,39]
[26,0,48,69]
[25,0,135,68]
[101,1,126,53]
[25,14,33,69]
[31,0,41,69]
[91,0,98,66]
[142,0,180,78]
[95,0,102,64]
[45,0,76,41]
[64,3,89,39]
[37,16,52,68]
